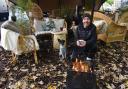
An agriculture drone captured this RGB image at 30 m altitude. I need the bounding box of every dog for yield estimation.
[58,39,66,60]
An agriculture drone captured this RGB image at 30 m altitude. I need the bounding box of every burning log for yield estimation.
[72,58,91,72]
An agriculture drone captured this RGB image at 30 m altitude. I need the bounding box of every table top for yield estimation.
[35,28,67,35]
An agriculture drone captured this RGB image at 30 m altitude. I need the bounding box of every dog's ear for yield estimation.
[58,39,61,42]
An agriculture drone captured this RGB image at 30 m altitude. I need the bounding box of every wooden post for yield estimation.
[58,0,62,16]
[91,0,96,23]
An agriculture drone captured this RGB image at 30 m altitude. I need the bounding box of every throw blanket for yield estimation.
[1,28,39,55]
[1,20,19,33]
[93,20,108,33]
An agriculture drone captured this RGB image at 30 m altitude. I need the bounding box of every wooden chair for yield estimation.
[91,11,127,43]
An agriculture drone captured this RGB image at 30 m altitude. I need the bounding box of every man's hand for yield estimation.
[76,40,86,47]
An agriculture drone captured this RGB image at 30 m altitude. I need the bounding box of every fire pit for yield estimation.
[66,58,96,89]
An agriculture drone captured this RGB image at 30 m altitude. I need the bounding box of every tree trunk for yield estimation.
[94,0,106,10]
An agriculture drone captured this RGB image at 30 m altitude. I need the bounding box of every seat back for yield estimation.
[106,22,127,42]
[92,12,113,25]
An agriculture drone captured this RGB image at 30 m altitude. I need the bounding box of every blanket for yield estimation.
[1,27,39,55]
[93,20,108,33]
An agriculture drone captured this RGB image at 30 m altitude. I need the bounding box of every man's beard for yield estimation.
[83,23,90,28]
[83,24,88,28]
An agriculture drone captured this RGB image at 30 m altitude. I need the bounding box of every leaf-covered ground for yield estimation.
[95,41,128,89]
[0,40,128,89]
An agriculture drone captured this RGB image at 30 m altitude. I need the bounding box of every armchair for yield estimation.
[92,12,127,43]
[1,27,39,64]
[34,18,67,49]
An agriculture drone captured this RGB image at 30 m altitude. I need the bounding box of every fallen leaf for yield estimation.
[20,68,28,72]
[38,81,44,85]
[32,67,37,72]
[32,76,38,81]
[1,77,6,82]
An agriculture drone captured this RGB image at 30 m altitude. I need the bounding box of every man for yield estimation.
[1,15,19,33]
[72,13,97,60]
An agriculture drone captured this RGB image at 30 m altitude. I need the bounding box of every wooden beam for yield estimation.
[91,0,96,22]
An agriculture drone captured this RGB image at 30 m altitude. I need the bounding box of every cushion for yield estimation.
[41,20,55,31]
[93,20,108,33]
[52,19,65,31]
[33,19,43,32]
[34,18,65,34]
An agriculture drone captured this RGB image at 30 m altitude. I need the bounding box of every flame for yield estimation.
[72,58,91,72]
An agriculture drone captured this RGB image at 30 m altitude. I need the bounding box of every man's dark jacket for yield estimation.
[75,23,97,49]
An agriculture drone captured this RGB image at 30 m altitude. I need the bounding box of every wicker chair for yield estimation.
[14,3,42,64]
[17,35,38,64]
[92,12,127,43]
[1,27,39,64]
[11,35,38,64]
[15,3,43,64]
